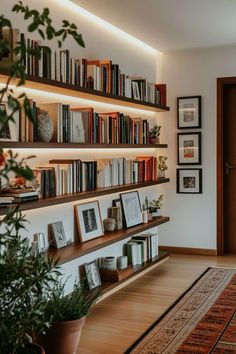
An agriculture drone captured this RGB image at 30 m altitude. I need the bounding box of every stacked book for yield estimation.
[0,188,39,203]
[34,156,157,197]
[0,28,167,105]
[126,233,159,266]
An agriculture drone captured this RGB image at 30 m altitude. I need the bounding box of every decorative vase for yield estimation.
[104,218,116,232]
[149,136,160,144]
[110,206,123,230]
[158,170,166,178]
[35,317,86,354]
[36,110,54,142]
[149,207,161,218]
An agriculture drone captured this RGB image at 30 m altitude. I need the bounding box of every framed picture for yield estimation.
[49,221,68,249]
[177,132,201,165]
[84,261,102,290]
[71,111,85,143]
[177,169,202,194]
[75,200,104,242]
[177,96,201,129]
[132,81,140,100]
[120,191,143,228]
[0,103,20,141]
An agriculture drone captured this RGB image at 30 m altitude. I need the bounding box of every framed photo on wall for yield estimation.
[177,168,202,194]
[120,191,143,228]
[75,200,104,242]
[177,132,201,165]
[177,96,201,129]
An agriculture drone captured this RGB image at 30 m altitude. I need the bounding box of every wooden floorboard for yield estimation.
[77,253,236,354]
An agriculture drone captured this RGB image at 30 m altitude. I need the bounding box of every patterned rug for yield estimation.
[125,267,236,354]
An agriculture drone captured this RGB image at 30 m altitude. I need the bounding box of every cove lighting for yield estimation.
[55,0,157,55]
[0,84,156,116]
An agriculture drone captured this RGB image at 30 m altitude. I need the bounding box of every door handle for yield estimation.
[225,162,236,175]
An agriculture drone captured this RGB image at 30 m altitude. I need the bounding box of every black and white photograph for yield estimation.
[177,169,202,194]
[84,261,102,290]
[132,81,141,100]
[120,191,143,228]
[75,200,104,242]
[177,96,201,129]
[49,221,68,248]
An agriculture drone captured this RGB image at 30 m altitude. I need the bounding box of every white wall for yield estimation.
[158,44,236,250]
[1,0,168,293]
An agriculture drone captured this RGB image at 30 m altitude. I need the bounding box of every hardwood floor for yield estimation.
[78,253,236,354]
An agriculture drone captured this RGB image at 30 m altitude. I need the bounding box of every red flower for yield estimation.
[15,177,25,186]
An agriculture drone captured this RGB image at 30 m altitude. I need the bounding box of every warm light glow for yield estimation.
[0,83,156,116]
[55,0,157,55]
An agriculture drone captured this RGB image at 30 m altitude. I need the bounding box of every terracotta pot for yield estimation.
[149,136,160,144]
[35,317,86,354]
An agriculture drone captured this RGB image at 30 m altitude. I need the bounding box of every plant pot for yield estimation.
[149,136,160,144]
[149,207,161,218]
[35,317,86,354]
[158,170,166,178]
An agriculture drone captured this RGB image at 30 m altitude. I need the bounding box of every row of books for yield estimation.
[33,156,157,197]
[0,28,167,105]
[126,233,159,266]
[8,100,153,144]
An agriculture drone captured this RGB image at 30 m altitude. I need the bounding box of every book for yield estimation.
[1,189,38,198]
[0,196,14,204]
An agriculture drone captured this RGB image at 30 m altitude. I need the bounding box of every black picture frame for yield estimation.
[177,96,201,129]
[177,132,201,165]
[177,168,202,194]
[120,191,143,228]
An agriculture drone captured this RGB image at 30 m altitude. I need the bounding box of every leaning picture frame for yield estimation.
[177,96,201,129]
[131,81,141,100]
[177,132,201,165]
[177,168,202,194]
[49,221,68,249]
[120,191,143,228]
[75,200,104,242]
[84,261,102,290]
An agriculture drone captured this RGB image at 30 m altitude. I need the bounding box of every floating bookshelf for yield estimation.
[101,251,169,299]
[1,142,168,149]
[0,73,170,113]
[0,178,170,216]
[47,217,170,265]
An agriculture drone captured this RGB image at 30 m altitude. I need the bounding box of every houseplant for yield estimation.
[149,125,161,144]
[35,279,100,354]
[0,2,86,353]
[158,155,168,178]
[149,194,164,217]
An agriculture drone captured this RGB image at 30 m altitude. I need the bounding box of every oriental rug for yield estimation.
[125,267,236,354]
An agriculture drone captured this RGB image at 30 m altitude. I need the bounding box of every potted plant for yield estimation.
[149,194,164,217]
[35,280,100,354]
[0,2,86,353]
[158,155,168,178]
[149,125,161,144]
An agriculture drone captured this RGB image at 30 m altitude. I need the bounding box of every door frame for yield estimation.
[217,76,236,255]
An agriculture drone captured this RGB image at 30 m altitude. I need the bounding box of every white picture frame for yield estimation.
[75,200,104,242]
[120,191,143,228]
[49,221,68,249]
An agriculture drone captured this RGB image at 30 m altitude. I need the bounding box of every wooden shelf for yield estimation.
[0,178,170,216]
[46,217,170,265]
[0,72,170,113]
[101,251,169,299]
[1,142,168,149]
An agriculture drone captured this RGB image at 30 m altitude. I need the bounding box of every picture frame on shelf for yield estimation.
[177,96,201,129]
[0,103,20,141]
[75,200,104,242]
[177,168,202,194]
[131,81,141,100]
[120,191,143,228]
[49,221,68,249]
[84,261,102,290]
[177,132,201,165]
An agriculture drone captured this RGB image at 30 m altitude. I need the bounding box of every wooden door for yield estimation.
[223,84,236,253]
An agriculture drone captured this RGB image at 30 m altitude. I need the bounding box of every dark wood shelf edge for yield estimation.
[101,251,169,295]
[46,217,170,265]
[0,179,170,215]
[0,71,170,112]
[1,142,168,149]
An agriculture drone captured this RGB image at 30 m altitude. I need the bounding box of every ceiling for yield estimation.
[72,0,236,52]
